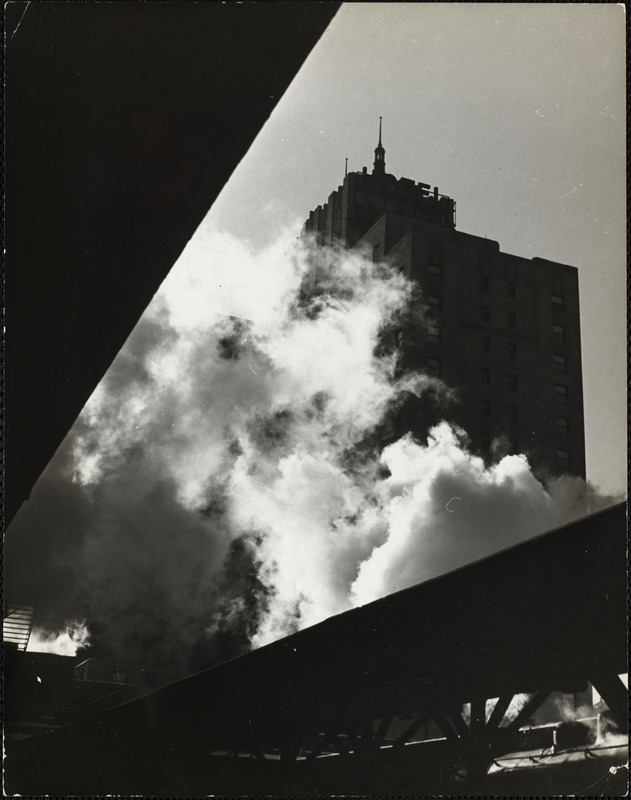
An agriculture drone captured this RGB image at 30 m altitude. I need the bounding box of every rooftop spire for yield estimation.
[373,116,386,176]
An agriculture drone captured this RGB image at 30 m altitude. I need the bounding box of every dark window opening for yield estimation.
[507,282,515,298]
[427,357,441,378]
[481,306,490,323]
[481,367,490,385]
[508,311,516,329]
[508,373,517,390]
[508,342,517,359]
[427,325,441,345]
[480,275,489,291]
[554,353,567,372]
[552,324,565,342]
[556,416,568,435]
[429,263,441,280]
[481,336,490,353]
[555,385,568,403]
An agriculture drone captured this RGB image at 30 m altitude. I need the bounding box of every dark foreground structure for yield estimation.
[5,502,627,795]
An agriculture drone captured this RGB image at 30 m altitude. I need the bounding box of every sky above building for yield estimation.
[206,3,626,496]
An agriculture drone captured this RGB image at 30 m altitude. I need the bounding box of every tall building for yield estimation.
[303,121,585,480]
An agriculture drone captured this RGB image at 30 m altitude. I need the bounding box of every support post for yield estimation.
[590,672,628,732]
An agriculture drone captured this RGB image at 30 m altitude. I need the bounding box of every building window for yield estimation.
[427,357,441,378]
[480,275,489,291]
[481,400,490,418]
[481,336,490,353]
[507,282,515,298]
[509,405,518,424]
[552,294,564,310]
[481,432,491,450]
[556,416,568,436]
[557,448,570,469]
[427,295,442,314]
[508,342,517,359]
[508,373,517,390]
[429,239,441,264]
[555,385,568,404]
[372,244,381,263]
[427,325,441,345]
[481,306,490,323]
[552,324,565,342]
[554,353,567,372]
[429,263,441,280]
[481,367,490,385]
[507,311,516,329]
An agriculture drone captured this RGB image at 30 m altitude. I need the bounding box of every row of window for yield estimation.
[483,336,566,364]
[429,296,566,340]
[427,357,570,405]
[481,436,570,468]
[428,265,566,311]
[482,411,570,434]
[479,275,516,297]
[480,401,519,422]
[482,416,569,439]
[427,325,568,370]
[475,382,568,404]
[480,359,566,386]
[480,306,516,327]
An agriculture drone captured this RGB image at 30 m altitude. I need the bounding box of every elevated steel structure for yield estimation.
[5,502,627,795]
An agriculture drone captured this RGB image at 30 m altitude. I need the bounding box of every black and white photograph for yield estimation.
[4,3,627,795]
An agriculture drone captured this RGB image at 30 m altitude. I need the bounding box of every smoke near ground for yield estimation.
[4,225,620,671]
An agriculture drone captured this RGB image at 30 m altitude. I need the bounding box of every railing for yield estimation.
[3,603,35,650]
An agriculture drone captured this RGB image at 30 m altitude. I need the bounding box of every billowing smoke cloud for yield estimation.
[4,224,620,674]
[28,620,90,657]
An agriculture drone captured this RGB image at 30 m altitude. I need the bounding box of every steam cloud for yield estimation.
[5,225,619,674]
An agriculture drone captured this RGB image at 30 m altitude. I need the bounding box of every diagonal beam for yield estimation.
[391,715,427,752]
[446,709,471,740]
[505,690,550,734]
[305,729,348,762]
[280,729,304,763]
[485,694,513,733]
[374,716,393,748]
[433,713,461,745]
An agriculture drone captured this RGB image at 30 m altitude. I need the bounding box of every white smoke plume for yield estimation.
[27,620,90,657]
[5,225,620,668]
